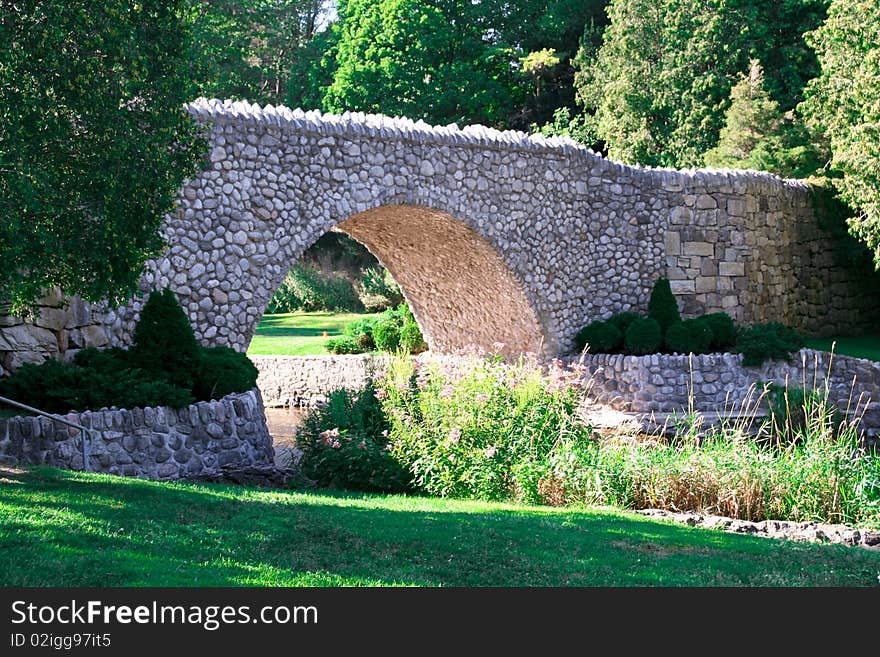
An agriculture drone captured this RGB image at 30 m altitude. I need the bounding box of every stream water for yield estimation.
[263,406,307,448]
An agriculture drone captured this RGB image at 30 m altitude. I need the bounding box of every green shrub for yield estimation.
[73,346,133,371]
[737,322,804,367]
[574,321,623,353]
[624,317,663,354]
[664,319,713,354]
[326,335,363,354]
[648,278,681,331]
[372,316,401,352]
[297,382,411,492]
[0,358,193,414]
[400,318,427,354]
[0,290,258,413]
[607,312,641,333]
[193,346,258,400]
[130,288,199,390]
[343,317,377,351]
[701,312,737,349]
[381,354,593,503]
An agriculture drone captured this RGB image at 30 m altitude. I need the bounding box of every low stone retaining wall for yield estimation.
[573,348,880,433]
[253,354,386,407]
[253,350,880,435]
[0,389,274,479]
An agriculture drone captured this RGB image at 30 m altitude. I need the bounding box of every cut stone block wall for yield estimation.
[0,290,110,376]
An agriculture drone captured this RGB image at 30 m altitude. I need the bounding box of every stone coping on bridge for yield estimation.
[0,388,274,479]
[187,98,807,194]
[252,350,880,436]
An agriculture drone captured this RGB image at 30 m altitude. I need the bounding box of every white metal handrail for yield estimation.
[0,395,91,471]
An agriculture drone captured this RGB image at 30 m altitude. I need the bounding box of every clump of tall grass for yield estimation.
[298,349,880,528]
[549,348,880,527]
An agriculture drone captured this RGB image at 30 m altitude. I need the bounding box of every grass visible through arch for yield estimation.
[1,466,879,587]
[246,311,379,356]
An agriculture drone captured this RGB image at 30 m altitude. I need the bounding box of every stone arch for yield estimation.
[335,204,544,356]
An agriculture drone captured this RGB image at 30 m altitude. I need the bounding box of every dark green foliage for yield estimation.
[607,312,640,333]
[186,0,328,106]
[317,0,607,131]
[193,346,258,401]
[737,323,804,367]
[0,1,204,312]
[131,289,200,390]
[574,321,623,353]
[0,291,258,413]
[578,0,828,168]
[268,263,363,314]
[325,335,363,355]
[372,316,401,352]
[648,278,681,331]
[664,320,713,355]
[803,0,880,269]
[701,312,738,350]
[343,317,378,351]
[0,359,193,414]
[624,318,662,355]
[297,382,411,493]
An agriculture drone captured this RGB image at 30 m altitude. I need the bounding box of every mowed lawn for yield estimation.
[804,335,880,363]
[246,312,378,356]
[1,467,879,587]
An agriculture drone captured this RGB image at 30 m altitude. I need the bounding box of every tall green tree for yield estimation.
[802,0,880,268]
[705,60,822,178]
[321,0,525,127]
[187,0,330,104]
[575,0,828,168]
[0,1,205,312]
[313,0,606,129]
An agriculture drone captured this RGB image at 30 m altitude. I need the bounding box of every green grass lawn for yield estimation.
[246,311,378,356]
[804,335,880,362]
[1,466,878,586]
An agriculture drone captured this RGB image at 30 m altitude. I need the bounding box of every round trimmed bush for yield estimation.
[664,319,713,355]
[326,335,362,354]
[373,316,401,352]
[624,317,663,355]
[648,278,681,331]
[702,312,737,349]
[574,321,623,353]
[607,311,641,334]
[400,319,427,354]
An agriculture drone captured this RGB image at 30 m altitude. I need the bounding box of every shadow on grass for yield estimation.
[1,467,878,587]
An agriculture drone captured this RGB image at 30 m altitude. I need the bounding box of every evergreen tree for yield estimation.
[705,61,783,169]
[706,60,823,178]
[573,0,828,168]
[802,0,880,268]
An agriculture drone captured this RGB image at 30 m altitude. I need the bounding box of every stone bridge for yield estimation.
[1,98,876,371]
